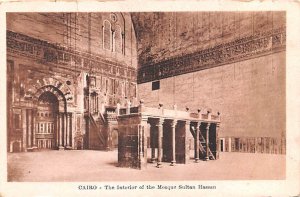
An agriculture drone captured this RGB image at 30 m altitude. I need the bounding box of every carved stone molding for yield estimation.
[6,30,137,81]
[137,27,286,84]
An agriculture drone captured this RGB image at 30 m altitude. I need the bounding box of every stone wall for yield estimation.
[136,12,286,142]
[138,51,285,139]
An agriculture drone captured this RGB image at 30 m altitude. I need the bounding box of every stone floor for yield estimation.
[7,150,285,182]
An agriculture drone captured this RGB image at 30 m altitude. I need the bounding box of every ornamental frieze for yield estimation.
[138,27,286,84]
[7,30,137,81]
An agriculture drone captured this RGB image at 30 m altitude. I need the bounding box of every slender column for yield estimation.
[150,122,156,163]
[22,109,27,151]
[27,110,32,148]
[205,123,211,161]
[32,109,37,148]
[185,120,191,163]
[138,125,143,159]
[65,113,68,147]
[156,118,164,168]
[94,96,96,113]
[59,113,63,147]
[56,114,59,148]
[195,122,200,163]
[69,113,72,148]
[66,113,71,147]
[72,113,75,149]
[170,119,177,166]
[97,96,99,113]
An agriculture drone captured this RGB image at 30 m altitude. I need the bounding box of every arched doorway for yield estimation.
[36,92,59,150]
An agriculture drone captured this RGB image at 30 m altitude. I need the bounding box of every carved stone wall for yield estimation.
[6,12,138,152]
[132,12,285,70]
[7,13,138,68]
[137,27,285,83]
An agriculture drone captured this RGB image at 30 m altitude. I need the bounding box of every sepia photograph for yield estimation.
[6,11,286,182]
[1,1,299,196]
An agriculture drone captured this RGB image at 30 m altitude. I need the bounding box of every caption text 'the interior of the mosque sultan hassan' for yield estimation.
[6,12,286,181]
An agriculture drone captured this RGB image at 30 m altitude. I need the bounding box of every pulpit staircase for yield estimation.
[89,112,106,147]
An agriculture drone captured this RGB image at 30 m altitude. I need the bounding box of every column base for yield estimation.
[26,147,34,152]
[151,158,156,163]
[195,158,199,163]
[65,146,72,150]
[170,161,176,166]
[205,157,209,161]
[156,162,162,168]
[58,146,65,150]
[32,146,38,152]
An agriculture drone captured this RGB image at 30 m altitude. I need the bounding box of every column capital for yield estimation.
[185,120,191,125]
[141,116,148,123]
[193,121,202,127]
[156,118,164,126]
[170,119,178,127]
[206,122,210,129]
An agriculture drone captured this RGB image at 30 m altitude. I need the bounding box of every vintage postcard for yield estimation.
[0,1,299,197]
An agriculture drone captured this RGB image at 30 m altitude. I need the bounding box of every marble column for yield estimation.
[185,120,191,164]
[69,113,72,148]
[22,109,27,151]
[27,109,32,148]
[65,113,68,148]
[56,113,59,148]
[205,123,211,161]
[170,119,177,166]
[32,109,37,148]
[138,125,143,159]
[59,113,63,149]
[150,122,156,163]
[156,118,164,168]
[195,122,200,163]
[72,113,76,149]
